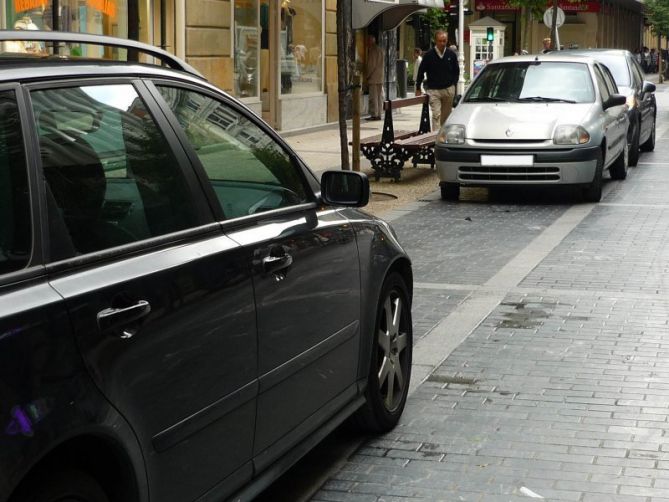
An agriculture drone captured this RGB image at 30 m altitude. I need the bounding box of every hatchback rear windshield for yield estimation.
[465,61,596,104]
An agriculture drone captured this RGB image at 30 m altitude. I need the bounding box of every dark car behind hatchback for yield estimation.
[569,48,656,166]
[0,32,413,502]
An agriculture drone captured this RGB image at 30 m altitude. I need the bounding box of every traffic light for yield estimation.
[486,27,495,42]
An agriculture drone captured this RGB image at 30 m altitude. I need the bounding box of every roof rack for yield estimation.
[0,30,202,78]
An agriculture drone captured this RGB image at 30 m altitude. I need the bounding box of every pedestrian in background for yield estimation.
[541,37,552,54]
[650,48,658,73]
[415,30,460,131]
[365,34,384,121]
[412,47,423,92]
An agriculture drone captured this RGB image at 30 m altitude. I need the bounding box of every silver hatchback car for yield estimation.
[436,54,629,202]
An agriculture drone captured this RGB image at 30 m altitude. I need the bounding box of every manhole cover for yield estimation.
[371,191,398,201]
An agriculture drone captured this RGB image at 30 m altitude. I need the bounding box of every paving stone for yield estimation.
[302,92,669,501]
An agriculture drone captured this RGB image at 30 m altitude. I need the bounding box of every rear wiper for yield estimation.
[518,96,576,103]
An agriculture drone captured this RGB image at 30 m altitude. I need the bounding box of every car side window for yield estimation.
[593,66,611,103]
[600,66,619,95]
[0,90,30,274]
[155,86,309,220]
[31,84,200,258]
[630,59,644,86]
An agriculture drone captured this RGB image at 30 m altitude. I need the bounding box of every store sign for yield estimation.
[475,0,600,12]
[87,0,117,17]
[14,0,47,12]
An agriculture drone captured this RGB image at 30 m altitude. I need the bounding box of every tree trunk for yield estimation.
[658,34,664,83]
[522,7,531,52]
[336,0,354,170]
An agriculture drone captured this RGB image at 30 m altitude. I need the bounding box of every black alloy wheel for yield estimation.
[628,119,640,167]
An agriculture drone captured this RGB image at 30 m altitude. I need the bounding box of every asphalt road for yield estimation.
[259,86,669,502]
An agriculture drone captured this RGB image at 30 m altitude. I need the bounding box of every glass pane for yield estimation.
[32,84,199,257]
[466,62,595,103]
[4,1,128,54]
[157,86,308,219]
[0,91,30,274]
[235,0,259,98]
[280,0,322,95]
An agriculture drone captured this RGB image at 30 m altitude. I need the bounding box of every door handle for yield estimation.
[97,300,151,339]
[262,253,293,274]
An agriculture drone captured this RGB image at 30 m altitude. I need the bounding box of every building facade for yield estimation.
[2,0,654,131]
[3,0,335,131]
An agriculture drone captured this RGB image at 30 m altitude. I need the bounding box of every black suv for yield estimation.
[0,32,413,502]
[570,49,657,166]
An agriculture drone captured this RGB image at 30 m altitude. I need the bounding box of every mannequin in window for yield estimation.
[5,17,43,54]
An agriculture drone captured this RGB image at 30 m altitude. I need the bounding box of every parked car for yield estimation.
[0,32,413,502]
[568,48,656,166]
[436,54,629,202]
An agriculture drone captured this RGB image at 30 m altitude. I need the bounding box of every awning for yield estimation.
[353,0,446,30]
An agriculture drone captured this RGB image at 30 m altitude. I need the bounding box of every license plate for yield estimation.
[480,155,534,167]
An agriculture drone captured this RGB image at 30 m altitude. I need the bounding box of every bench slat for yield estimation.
[383,95,428,111]
[358,130,414,145]
[394,132,437,148]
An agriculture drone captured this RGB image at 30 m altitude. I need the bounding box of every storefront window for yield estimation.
[234,0,259,98]
[4,1,128,56]
[280,0,321,95]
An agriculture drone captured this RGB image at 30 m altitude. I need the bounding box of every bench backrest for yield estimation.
[383,95,428,111]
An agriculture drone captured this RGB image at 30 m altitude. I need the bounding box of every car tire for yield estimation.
[628,120,640,167]
[640,116,656,152]
[609,139,628,180]
[440,183,460,201]
[10,468,110,502]
[583,150,603,202]
[353,272,412,433]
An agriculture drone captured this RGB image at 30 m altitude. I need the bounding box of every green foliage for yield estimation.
[645,0,669,38]
[423,7,450,33]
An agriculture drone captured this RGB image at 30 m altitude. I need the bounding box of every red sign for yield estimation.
[14,0,47,12]
[475,0,600,12]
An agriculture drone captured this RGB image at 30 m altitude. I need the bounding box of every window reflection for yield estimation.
[234,0,259,98]
[280,0,322,95]
[4,1,128,56]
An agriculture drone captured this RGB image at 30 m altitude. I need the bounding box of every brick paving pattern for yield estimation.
[312,91,669,501]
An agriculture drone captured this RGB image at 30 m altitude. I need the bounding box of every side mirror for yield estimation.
[453,94,462,108]
[603,93,626,110]
[320,170,370,207]
[642,81,656,94]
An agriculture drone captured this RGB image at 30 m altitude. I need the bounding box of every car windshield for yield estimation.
[465,61,596,104]
[588,54,631,86]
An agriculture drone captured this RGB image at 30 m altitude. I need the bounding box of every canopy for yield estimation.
[353,0,446,30]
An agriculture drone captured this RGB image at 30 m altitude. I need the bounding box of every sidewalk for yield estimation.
[281,95,426,175]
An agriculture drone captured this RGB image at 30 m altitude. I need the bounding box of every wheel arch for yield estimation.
[9,433,143,502]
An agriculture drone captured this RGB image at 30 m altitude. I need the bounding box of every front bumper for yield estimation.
[435,145,601,186]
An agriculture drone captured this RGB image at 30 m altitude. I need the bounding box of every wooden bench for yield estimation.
[357,95,435,181]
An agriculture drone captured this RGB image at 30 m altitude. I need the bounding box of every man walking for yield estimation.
[365,35,384,120]
[415,31,459,131]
